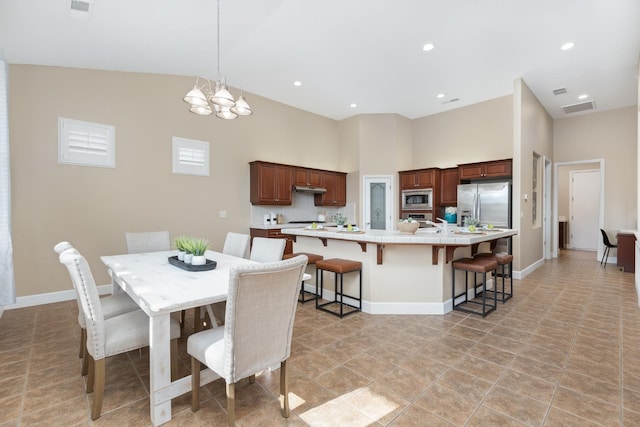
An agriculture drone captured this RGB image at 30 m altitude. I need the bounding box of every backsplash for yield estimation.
[250,192,355,225]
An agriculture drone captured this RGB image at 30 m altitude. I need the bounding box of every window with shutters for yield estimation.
[172,137,209,176]
[58,117,115,168]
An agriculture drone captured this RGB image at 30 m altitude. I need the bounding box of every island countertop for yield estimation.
[282,226,517,265]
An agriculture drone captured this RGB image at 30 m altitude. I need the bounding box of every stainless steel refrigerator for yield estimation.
[457,181,512,254]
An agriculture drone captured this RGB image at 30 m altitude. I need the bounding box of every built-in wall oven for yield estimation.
[401,212,432,227]
[401,188,433,211]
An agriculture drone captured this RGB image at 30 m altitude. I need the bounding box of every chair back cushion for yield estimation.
[249,237,286,263]
[59,249,106,359]
[54,242,87,328]
[222,232,250,259]
[125,231,170,254]
[223,255,307,381]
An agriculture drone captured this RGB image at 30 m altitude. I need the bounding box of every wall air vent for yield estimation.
[70,0,93,19]
[561,100,596,114]
[553,87,568,95]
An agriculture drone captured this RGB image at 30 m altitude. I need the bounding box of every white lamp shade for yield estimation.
[231,95,252,116]
[216,107,238,120]
[212,85,236,107]
[189,104,214,115]
[183,86,209,107]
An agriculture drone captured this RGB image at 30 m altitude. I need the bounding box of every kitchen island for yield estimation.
[282,226,517,315]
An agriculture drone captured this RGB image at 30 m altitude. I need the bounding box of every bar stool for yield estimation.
[474,252,513,302]
[283,252,324,303]
[315,258,362,318]
[451,257,498,317]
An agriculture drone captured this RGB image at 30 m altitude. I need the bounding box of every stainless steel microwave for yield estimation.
[401,188,433,210]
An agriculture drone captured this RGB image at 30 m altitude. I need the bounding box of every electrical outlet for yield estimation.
[219,210,227,218]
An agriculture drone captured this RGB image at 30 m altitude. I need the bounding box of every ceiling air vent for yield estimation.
[561,100,596,114]
[442,98,460,104]
[70,0,93,19]
[553,87,568,95]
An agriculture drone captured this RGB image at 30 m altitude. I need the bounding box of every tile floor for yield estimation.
[1,249,640,426]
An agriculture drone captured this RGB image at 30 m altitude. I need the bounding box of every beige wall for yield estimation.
[10,65,341,297]
[554,106,638,232]
[512,79,554,271]
[411,95,513,169]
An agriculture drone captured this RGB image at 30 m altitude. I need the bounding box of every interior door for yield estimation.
[363,176,393,230]
[569,169,600,250]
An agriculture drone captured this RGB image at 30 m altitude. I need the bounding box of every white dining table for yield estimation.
[100,249,258,426]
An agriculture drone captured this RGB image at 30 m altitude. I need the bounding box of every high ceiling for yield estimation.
[1,0,638,120]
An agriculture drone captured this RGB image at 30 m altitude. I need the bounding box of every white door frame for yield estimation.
[544,156,552,259]
[552,159,604,259]
[362,175,394,231]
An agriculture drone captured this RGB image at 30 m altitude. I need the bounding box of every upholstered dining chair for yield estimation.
[188,255,308,426]
[222,232,251,259]
[53,242,139,376]
[58,248,181,420]
[205,232,252,327]
[249,237,286,262]
[125,230,171,254]
[208,236,286,327]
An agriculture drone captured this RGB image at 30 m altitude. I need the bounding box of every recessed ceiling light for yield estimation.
[422,43,435,51]
[578,94,588,100]
[560,42,575,51]
[350,103,357,108]
[436,93,445,99]
[293,81,302,87]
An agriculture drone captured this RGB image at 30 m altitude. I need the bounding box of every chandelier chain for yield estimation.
[217,0,221,79]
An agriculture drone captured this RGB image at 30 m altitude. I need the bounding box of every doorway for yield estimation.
[363,176,393,230]
[569,169,601,250]
[553,159,604,260]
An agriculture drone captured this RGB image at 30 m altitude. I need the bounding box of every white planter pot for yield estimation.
[177,251,185,261]
[191,255,206,266]
[337,224,344,231]
[183,253,193,264]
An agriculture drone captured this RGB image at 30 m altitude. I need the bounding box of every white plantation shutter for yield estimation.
[172,137,209,176]
[58,118,115,168]
[0,56,16,308]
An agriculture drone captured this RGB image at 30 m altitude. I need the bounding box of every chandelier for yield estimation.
[183,0,252,119]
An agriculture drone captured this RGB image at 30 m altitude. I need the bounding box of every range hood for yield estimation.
[293,185,327,194]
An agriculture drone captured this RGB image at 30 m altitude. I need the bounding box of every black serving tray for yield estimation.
[168,256,217,271]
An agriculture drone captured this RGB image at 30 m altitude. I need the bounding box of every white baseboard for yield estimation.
[3,284,113,310]
[513,257,544,280]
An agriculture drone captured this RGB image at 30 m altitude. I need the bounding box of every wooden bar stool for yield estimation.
[283,252,324,303]
[474,252,513,302]
[452,257,498,317]
[315,258,362,318]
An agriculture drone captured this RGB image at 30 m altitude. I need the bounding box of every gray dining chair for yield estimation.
[188,255,308,426]
[58,248,181,420]
[54,241,139,376]
[125,230,171,254]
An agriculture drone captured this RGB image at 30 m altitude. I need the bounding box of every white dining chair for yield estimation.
[208,236,285,327]
[222,232,251,259]
[249,237,286,262]
[58,248,181,420]
[125,230,171,254]
[188,255,308,426]
[54,242,139,376]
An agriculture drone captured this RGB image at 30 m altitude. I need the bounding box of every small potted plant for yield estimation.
[190,237,210,266]
[334,213,347,230]
[464,217,481,232]
[174,236,188,261]
[181,238,194,264]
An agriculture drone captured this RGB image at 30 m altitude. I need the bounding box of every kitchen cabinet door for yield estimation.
[399,169,435,189]
[459,159,512,180]
[250,162,293,205]
[440,168,459,205]
[293,168,323,187]
[315,171,347,206]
